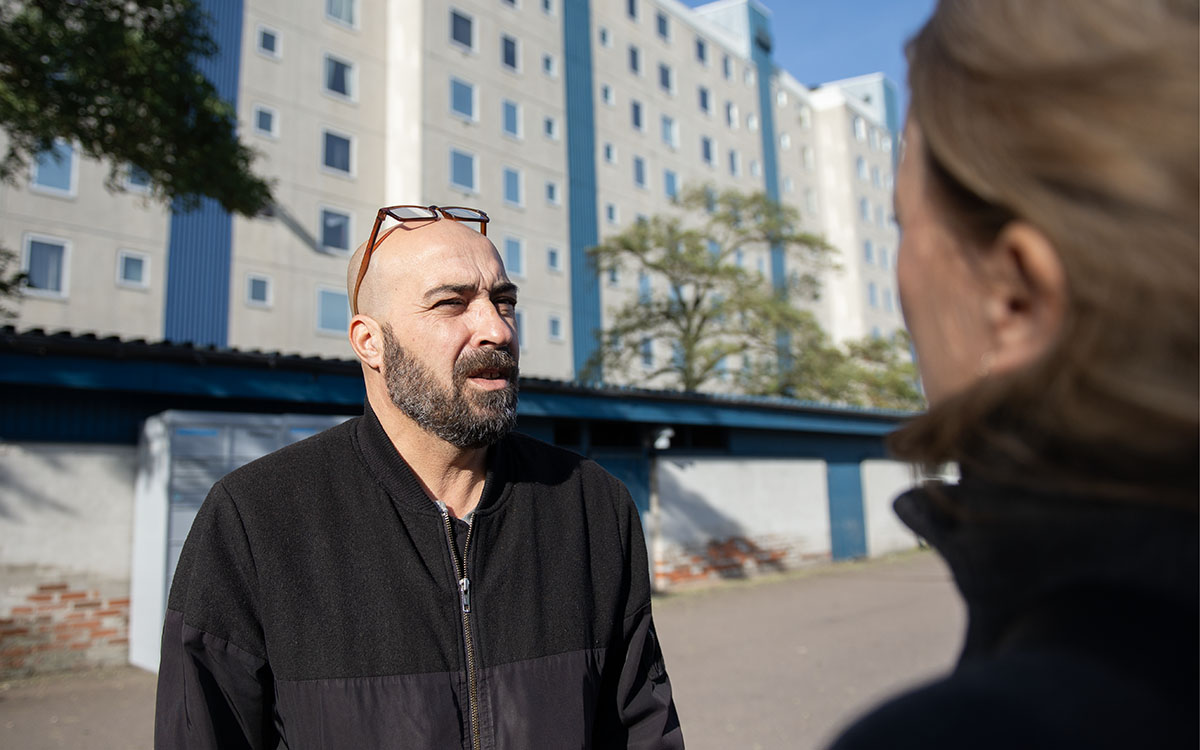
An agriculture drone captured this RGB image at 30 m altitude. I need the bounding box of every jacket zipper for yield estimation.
[439,506,480,750]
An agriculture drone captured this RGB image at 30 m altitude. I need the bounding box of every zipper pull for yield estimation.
[459,577,471,613]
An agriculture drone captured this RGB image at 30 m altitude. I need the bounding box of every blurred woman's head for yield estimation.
[892,0,1199,505]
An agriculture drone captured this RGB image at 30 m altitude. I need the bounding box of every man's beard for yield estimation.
[382,324,519,449]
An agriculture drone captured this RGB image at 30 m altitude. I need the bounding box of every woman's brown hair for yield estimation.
[891,0,1199,507]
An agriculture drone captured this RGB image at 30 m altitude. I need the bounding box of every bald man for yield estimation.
[155,216,683,749]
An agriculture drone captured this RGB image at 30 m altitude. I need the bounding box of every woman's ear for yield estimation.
[981,221,1068,375]
[349,315,385,371]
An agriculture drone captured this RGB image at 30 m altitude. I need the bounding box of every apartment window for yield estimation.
[450,147,477,191]
[503,166,523,206]
[879,247,889,270]
[853,116,867,141]
[325,0,355,27]
[658,63,673,93]
[549,315,563,341]
[660,115,678,147]
[543,116,560,140]
[695,38,707,64]
[631,100,643,130]
[799,105,812,129]
[700,136,714,166]
[116,250,148,289]
[884,288,894,313]
[504,236,524,276]
[600,83,615,106]
[514,310,525,348]
[501,0,515,6]
[502,34,519,71]
[253,105,278,137]
[545,181,560,205]
[257,25,280,58]
[450,10,474,50]
[867,282,878,308]
[542,0,553,14]
[322,130,353,175]
[863,239,874,264]
[317,288,350,333]
[246,274,271,307]
[627,0,637,20]
[734,248,745,267]
[875,205,884,226]
[779,132,791,150]
[725,101,737,129]
[628,45,640,74]
[782,176,794,193]
[547,247,562,271]
[802,146,815,170]
[126,164,152,191]
[640,338,653,367]
[633,156,646,188]
[856,156,867,181]
[747,113,758,131]
[607,267,620,285]
[881,133,893,153]
[14,225,63,290]
[502,99,521,137]
[728,149,740,177]
[32,140,76,195]
[450,77,476,120]
[744,67,755,85]
[321,208,351,252]
[804,188,817,214]
[698,86,711,114]
[638,271,651,302]
[324,54,354,98]
[603,142,616,164]
[656,11,669,40]
[605,202,618,224]
[871,166,881,188]
[542,53,557,77]
[859,197,871,222]
[598,26,611,47]
[664,169,678,200]
[722,54,732,80]
[776,90,788,107]
[750,159,761,177]
[869,128,880,150]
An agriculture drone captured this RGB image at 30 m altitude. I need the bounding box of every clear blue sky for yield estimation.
[685,0,937,113]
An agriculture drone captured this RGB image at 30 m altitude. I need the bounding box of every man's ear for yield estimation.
[349,315,385,371]
[981,221,1067,375]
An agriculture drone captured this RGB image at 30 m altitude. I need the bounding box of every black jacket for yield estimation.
[828,479,1198,749]
[155,406,683,749]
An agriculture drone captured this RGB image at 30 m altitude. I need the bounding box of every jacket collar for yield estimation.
[895,479,1198,661]
[353,400,511,516]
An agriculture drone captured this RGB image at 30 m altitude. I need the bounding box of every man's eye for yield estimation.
[434,299,465,308]
[495,297,518,308]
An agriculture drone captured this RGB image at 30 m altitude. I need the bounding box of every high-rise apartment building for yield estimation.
[1,0,904,384]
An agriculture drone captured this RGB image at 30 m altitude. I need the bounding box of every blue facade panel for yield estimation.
[563,0,603,381]
[827,461,868,560]
[163,0,245,347]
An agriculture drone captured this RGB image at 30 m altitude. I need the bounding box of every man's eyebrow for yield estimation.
[422,282,520,300]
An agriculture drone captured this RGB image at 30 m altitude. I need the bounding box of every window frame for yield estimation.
[449,76,478,122]
[252,103,279,139]
[503,235,525,277]
[316,285,351,335]
[322,53,356,101]
[548,314,564,342]
[324,0,357,29]
[547,246,563,272]
[502,166,524,207]
[501,98,523,139]
[632,155,646,189]
[545,180,561,206]
[21,232,70,299]
[320,128,355,177]
[319,205,354,254]
[501,34,521,72]
[114,249,150,290]
[30,139,78,198]
[256,24,281,59]
[449,146,479,193]
[246,272,273,309]
[449,8,476,52]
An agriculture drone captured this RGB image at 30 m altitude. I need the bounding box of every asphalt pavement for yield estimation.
[0,549,963,749]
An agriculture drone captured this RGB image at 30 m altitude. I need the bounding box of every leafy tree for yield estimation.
[741,326,925,411]
[0,0,273,216]
[0,244,25,320]
[587,185,836,392]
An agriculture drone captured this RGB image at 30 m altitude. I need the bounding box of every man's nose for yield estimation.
[471,301,515,351]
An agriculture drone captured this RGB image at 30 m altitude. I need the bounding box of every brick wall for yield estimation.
[1,572,130,678]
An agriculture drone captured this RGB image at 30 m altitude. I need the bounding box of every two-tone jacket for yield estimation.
[155,405,683,749]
